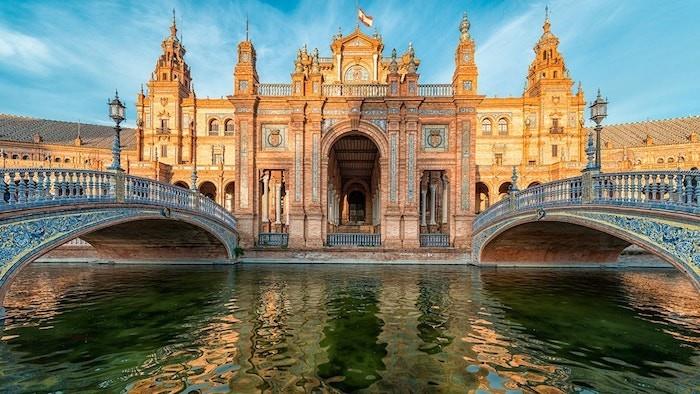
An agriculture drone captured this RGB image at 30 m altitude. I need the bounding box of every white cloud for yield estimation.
[0,25,54,73]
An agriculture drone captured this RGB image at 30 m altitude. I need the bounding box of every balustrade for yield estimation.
[0,168,236,229]
[418,84,454,97]
[327,233,381,247]
[420,233,450,247]
[321,83,388,97]
[258,232,289,247]
[256,83,292,96]
[474,170,700,233]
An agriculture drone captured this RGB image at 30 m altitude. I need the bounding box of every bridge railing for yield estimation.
[0,168,237,229]
[474,170,700,233]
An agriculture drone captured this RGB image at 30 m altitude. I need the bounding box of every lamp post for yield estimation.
[589,89,608,170]
[107,90,126,171]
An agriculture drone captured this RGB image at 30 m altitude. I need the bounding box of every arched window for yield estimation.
[668,157,675,163]
[21,155,29,160]
[209,119,219,135]
[657,158,664,164]
[54,157,61,162]
[481,119,492,135]
[11,154,18,160]
[224,119,234,136]
[64,158,71,163]
[344,65,369,82]
[498,118,508,135]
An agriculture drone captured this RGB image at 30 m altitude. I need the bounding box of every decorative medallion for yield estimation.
[422,125,448,152]
[160,97,168,107]
[262,125,287,150]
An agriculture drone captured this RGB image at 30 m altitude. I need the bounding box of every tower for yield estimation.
[522,7,585,166]
[233,19,259,96]
[452,12,478,96]
[140,10,194,167]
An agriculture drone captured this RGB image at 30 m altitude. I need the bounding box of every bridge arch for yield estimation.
[0,206,238,303]
[474,206,700,290]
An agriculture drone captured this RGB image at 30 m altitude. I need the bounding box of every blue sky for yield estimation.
[0,0,698,127]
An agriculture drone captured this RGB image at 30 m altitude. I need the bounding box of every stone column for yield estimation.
[429,182,437,226]
[420,187,427,226]
[441,176,448,225]
[275,181,282,225]
[261,171,270,224]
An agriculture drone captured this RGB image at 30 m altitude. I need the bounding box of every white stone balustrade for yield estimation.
[0,168,237,230]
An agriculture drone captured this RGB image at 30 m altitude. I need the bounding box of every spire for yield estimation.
[170,8,177,38]
[460,11,470,41]
[543,5,551,33]
[389,48,398,73]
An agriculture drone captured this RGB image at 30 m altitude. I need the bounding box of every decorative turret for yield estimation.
[524,7,573,97]
[151,9,192,94]
[452,11,478,96]
[234,18,259,96]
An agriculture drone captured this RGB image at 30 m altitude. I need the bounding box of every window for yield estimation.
[495,153,503,166]
[160,118,169,131]
[550,118,563,134]
[213,153,223,165]
[553,71,558,78]
[224,119,234,136]
[552,144,558,157]
[657,158,664,164]
[344,65,369,82]
[162,72,167,80]
[528,160,536,166]
[463,80,472,91]
[481,119,492,135]
[498,118,508,135]
[160,145,168,158]
[209,119,219,136]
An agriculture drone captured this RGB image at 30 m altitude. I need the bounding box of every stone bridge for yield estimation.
[472,170,700,290]
[0,168,238,298]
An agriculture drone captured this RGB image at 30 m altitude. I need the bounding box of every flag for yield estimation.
[358,8,373,27]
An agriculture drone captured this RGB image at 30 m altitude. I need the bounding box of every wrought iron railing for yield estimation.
[258,232,289,247]
[474,170,700,233]
[0,168,237,230]
[256,83,292,96]
[420,233,450,247]
[418,84,453,97]
[327,233,381,247]
[322,83,388,97]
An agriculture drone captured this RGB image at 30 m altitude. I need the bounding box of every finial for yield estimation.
[170,8,177,37]
[460,11,470,41]
[336,26,342,39]
[543,5,551,32]
[140,83,144,94]
[373,27,379,38]
[510,166,519,193]
[408,41,414,55]
[389,48,398,73]
[245,15,249,41]
[597,88,602,98]
[115,89,119,99]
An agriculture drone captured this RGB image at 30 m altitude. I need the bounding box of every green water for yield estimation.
[0,264,698,393]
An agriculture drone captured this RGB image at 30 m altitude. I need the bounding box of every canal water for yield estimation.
[0,264,698,393]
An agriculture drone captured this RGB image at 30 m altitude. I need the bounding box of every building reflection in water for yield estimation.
[316,272,387,392]
[1,264,699,393]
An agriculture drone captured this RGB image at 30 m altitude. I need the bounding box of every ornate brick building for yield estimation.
[2,11,699,252]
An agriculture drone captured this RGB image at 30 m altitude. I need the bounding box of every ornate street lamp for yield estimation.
[107,90,126,171]
[589,89,608,170]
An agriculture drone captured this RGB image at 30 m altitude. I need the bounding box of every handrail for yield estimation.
[0,168,237,230]
[473,170,700,233]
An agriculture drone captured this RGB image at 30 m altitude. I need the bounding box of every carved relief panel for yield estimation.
[261,125,288,151]
[422,125,448,152]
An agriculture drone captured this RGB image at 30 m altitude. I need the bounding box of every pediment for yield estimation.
[333,28,382,53]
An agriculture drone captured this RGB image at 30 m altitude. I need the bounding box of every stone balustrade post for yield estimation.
[581,169,598,204]
[114,171,125,203]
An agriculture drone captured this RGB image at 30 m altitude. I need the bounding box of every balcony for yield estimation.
[258,232,289,247]
[156,127,170,135]
[327,233,380,247]
[420,233,450,247]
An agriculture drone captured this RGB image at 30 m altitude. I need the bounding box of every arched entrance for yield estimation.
[327,134,381,246]
[475,182,490,213]
[199,181,217,200]
[224,182,235,212]
[174,181,189,189]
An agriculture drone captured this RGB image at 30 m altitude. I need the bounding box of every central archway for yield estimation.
[327,134,380,235]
